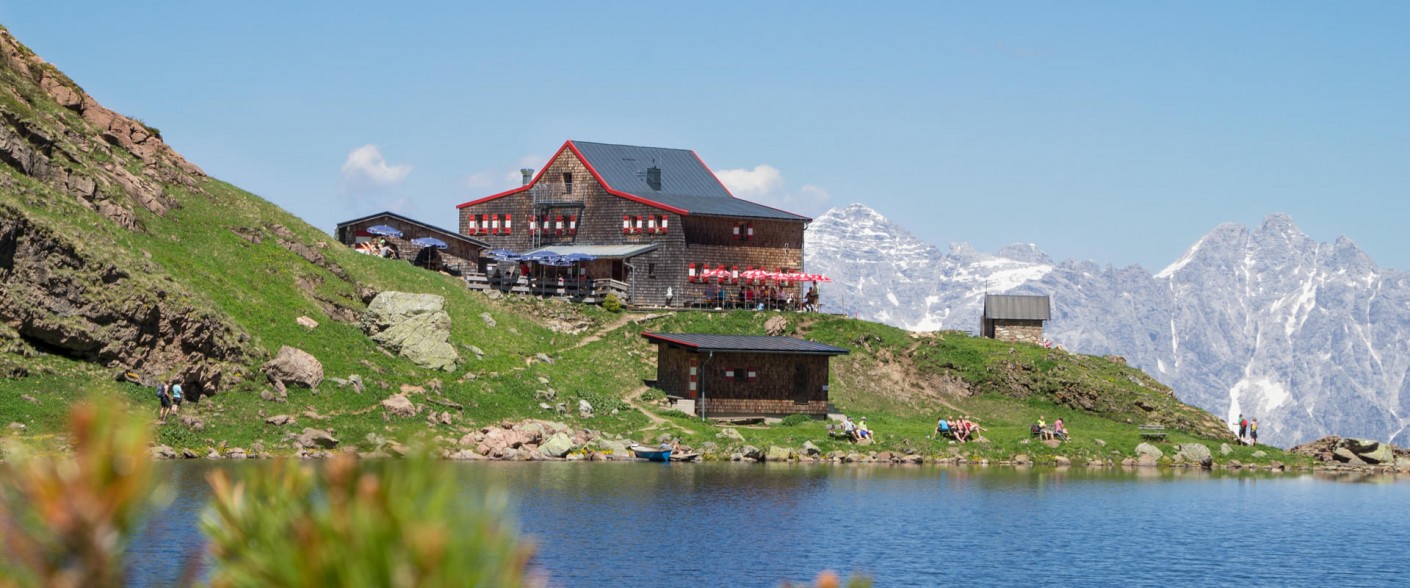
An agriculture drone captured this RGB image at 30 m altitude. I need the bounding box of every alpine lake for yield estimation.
[124,460,1410,587]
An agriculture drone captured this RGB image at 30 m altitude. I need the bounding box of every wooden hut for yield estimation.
[335,211,488,275]
[980,294,1051,344]
[642,332,849,417]
[456,141,810,307]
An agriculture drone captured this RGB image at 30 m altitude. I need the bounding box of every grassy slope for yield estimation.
[0,51,1301,465]
[0,172,1305,465]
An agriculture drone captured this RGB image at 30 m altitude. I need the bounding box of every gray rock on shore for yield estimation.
[362,292,461,371]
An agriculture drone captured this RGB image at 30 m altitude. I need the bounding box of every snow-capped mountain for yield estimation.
[805,204,1410,447]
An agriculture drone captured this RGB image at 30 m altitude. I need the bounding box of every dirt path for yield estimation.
[561,311,672,353]
[622,385,697,436]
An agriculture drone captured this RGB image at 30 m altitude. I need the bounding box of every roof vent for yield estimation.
[520,168,534,186]
[646,166,661,191]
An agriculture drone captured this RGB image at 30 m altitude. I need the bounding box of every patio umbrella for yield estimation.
[559,253,597,262]
[486,248,519,261]
[410,237,448,249]
[366,225,403,238]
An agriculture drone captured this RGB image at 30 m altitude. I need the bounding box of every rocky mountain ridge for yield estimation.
[805,203,1410,447]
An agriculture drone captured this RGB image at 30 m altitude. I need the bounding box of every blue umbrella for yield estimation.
[486,248,519,261]
[559,253,597,262]
[366,225,403,238]
[523,251,560,262]
[411,237,448,249]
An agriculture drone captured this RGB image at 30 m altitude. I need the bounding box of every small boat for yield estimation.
[630,445,673,462]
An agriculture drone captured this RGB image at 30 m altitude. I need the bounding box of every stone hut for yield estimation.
[980,294,1051,344]
[456,141,811,307]
[642,332,849,418]
[335,211,488,275]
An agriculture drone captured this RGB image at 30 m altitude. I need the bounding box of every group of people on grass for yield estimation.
[934,416,985,443]
[1032,416,1069,441]
[840,415,874,443]
[1236,414,1259,445]
[154,381,184,422]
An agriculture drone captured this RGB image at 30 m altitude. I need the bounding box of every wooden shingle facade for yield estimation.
[334,211,488,275]
[456,141,810,307]
[642,333,849,417]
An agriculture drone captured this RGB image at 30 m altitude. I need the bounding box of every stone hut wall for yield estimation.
[990,319,1045,345]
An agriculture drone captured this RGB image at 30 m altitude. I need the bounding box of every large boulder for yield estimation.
[1177,443,1212,464]
[765,446,793,462]
[1135,443,1163,460]
[1358,442,1395,465]
[361,292,460,371]
[297,428,339,449]
[261,346,323,392]
[380,394,417,418]
[539,432,575,458]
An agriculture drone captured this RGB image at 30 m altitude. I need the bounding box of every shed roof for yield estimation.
[336,211,490,248]
[982,294,1051,321]
[641,332,850,356]
[520,243,659,259]
[457,141,810,221]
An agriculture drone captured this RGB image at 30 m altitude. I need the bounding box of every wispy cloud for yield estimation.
[338,144,413,214]
[715,164,830,216]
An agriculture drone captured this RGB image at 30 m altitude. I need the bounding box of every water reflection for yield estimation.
[100,461,1410,587]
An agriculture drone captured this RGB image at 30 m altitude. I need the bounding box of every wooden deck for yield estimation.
[464,274,630,303]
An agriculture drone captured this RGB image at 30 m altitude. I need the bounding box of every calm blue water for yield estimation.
[126,462,1410,587]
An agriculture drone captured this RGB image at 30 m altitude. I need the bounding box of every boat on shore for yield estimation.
[629,445,672,462]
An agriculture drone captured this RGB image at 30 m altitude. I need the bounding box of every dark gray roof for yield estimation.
[571,141,810,221]
[641,332,850,355]
[983,294,1051,320]
[335,211,489,248]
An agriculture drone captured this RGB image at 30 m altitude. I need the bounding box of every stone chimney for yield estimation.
[520,168,534,186]
[646,166,661,191]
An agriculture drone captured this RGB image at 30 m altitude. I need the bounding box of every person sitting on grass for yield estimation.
[935,417,951,440]
[953,416,969,443]
[857,417,873,442]
[1053,418,1069,441]
[842,416,859,443]
[964,416,986,441]
[1037,416,1051,440]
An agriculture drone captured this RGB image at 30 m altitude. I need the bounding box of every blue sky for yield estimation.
[3,2,1406,271]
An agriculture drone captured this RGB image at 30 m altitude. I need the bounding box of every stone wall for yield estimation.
[991,319,1044,345]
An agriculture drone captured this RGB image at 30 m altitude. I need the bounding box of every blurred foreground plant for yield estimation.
[782,571,874,588]
[0,399,163,588]
[202,448,537,587]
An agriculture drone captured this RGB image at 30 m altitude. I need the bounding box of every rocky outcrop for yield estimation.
[261,346,323,393]
[0,206,253,395]
[1290,436,1403,465]
[361,292,460,371]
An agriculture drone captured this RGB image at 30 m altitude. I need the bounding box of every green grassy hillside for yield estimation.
[0,24,1301,467]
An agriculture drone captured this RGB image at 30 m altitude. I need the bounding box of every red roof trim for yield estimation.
[640,332,699,349]
[691,149,810,221]
[454,141,574,209]
[566,141,690,216]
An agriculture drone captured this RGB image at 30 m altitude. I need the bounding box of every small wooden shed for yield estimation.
[980,294,1051,344]
[335,211,488,275]
[642,332,849,417]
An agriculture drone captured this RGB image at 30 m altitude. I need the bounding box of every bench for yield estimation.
[1138,424,1167,441]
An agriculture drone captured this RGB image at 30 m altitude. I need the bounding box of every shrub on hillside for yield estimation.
[781,414,812,427]
[602,293,622,313]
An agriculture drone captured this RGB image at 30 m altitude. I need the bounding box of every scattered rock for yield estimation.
[536,353,553,365]
[1252,450,1267,458]
[741,445,763,461]
[480,312,497,328]
[1013,454,1031,465]
[226,448,248,459]
[297,428,339,449]
[1135,443,1163,460]
[348,374,364,394]
[7,422,25,432]
[1054,456,1071,466]
[149,444,177,459]
[765,446,792,462]
[1220,443,1233,456]
[264,414,295,426]
[381,394,417,418]
[802,440,821,456]
[262,345,324,392]
[577,399,593,418]
[467,345,485,358]
[1094,439,1106,447]
[1176,443,1212,464]
[1136,454,1158,467]
[717,428,745,442]
[539,432,575,458]
[764,315,789,337]
[179,415,205,431]
[296,316,319,329]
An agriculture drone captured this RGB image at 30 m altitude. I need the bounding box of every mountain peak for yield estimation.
[995,243,1053,265]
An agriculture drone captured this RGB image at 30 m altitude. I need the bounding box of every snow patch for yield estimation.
[886,291,900,306]
[1156,236,1206,279]
[1229,377,1292,416]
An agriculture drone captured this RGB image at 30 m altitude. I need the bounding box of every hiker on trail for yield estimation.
[1250,419,1259,445]
[170,381,183,414]
[1237,414,1248,443]
[156,383,172,422]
